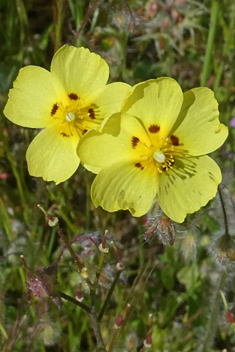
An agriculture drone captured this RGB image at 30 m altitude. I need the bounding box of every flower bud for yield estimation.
[20,256,61,307]
[211,234,235,265]
[114,315,124,329]
[114,304,130,329]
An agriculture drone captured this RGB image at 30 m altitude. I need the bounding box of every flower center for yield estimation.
[155,137,176,172]
[153,150,165,163]
[132,130,180,174]
[66,112,76,122]
[50,93,99,138]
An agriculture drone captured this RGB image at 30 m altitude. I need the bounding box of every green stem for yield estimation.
[56,226,94,289]
[218,186,229,235]
[0,126,29,223]
[138,218,145,268]
[55,0,63,51]
[90,305,107,352]
[213,63,224,92]
[75,0,100,39]
[98,270,122,322]
[107,329,118,352]
[0,275,7,340]
[59,290,91,313]
[200,269,227,352]
[201,0,220,86]
[46,187,77,233]
[85,179,91,231]
[56,227,83,271]
[60,291,106,350]
[0,198,13,240]
[94,252,106,291]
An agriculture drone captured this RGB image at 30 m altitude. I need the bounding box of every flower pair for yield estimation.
[4,45,228,223]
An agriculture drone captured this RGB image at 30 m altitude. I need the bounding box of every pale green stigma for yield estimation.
[66,112,76,122]
[153,150,165,163]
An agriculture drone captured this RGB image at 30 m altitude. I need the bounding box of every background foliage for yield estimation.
[1,0,235,351]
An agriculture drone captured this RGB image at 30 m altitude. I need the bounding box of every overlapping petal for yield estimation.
[26,126,80,184]
[158,155,222,223]
[89,82,133,126]
[4,66,57,128]
[78,113,151,172]
[91,162,158,216]
[171,87,228,155]
[122,78,183,140]
[51,46,109,100]
[78,76,227,222]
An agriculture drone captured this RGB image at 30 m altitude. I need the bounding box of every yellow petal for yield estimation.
[78,113,151,173]
[4,66,57,128]
[172,87,228,155]
[89,82,133,126]
[51,45,109,100]
[26,126,80,184]
[158,155,222,223]
[122,78,183,139]
[91,162,158,216]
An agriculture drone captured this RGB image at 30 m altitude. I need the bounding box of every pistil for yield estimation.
[66,112,76,122]
[153,150,166,163]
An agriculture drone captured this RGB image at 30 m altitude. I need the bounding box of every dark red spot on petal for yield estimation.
[69,93,78,100]
[82,129,88,135]
[131,136,139,148]
[148,124,160,133]
[170,135,179,146]
[135,162,144,170]
[51,103,58,116]
[88,108,95,119]
[60,132,70,137]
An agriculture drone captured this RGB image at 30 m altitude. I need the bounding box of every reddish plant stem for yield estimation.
[75,0,100,39]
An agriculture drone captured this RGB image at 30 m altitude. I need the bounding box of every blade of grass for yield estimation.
[201,0,220,86]
[54,0,64,51]
[0,198,13,241]
[0,124,29,223]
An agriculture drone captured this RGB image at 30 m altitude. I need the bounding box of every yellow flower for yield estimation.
[4,45,131,184]
[77,78,228,223]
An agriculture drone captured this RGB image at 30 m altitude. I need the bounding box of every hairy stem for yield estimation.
[59,291,91,313]
[56,227,84,271]
[60,290,106,351]
[218,185,229,236]
[90,305,107,352]
[56,226,94,287]
[200,269,227,352]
